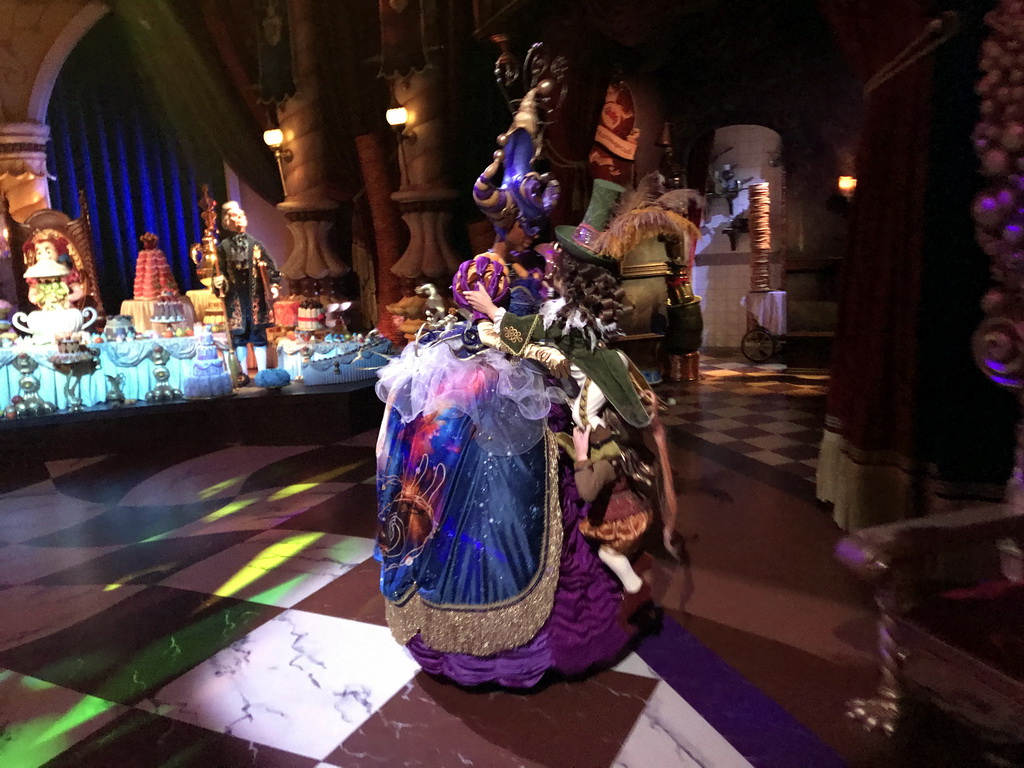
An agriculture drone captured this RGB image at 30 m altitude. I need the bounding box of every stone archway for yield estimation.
[0,0,108,220]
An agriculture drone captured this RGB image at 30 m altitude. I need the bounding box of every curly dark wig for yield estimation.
[554,253,631,340]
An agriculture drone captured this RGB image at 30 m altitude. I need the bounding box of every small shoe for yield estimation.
[236,373,251,387]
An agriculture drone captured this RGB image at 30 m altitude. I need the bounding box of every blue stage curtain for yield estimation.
[46,15,227,316]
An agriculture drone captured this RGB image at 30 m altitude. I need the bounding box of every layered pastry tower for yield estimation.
[133,233,180,300]
[150,300,186,324]
[183,328,234,399]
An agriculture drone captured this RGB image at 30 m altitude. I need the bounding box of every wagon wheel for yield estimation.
[741,327,776,363]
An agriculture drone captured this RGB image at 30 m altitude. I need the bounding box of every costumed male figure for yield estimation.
[213,202,281,386]
[465,180,679,594]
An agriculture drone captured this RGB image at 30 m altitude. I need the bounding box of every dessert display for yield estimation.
[182,328,234,399]
[50,333,94,364]
[151,299,186,324]
[274,297,300,328]
[104,315,136,341]
[297,299,325,332]
[748,182,771,292]
[133,233,180,300]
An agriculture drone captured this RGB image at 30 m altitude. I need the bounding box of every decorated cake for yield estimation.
[182,328,234,399]
[151,299,185,324]
[104,314,136,341]
[274,298,300,328]
[297,299,324,332]
[133,233,180,300]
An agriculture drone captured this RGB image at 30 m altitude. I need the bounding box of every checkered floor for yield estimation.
[658,354,828,484]
[0,430,847,768]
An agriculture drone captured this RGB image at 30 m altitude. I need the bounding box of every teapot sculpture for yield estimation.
[12,306,97,344]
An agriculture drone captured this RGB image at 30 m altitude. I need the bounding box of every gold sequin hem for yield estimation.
[385,430,563,655]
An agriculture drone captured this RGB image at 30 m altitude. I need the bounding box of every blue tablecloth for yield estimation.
[0,336,228,410]
[276,338,392,385]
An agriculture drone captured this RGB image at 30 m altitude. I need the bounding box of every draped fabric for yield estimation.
[818,0,1017,529]
[817,0,936,530]
[915,0,1019,501]
[110,0,282,204]
[46,15,227,316]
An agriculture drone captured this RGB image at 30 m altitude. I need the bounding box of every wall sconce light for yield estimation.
[838,175,857,199]
[385,107,416,144]
[263,128,293,162]
[385,108,407,127]
[264,128,292,198]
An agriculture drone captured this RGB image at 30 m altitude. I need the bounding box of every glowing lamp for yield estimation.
[263,128,284,148]
[838,175,857,198]
[386,107,408,127]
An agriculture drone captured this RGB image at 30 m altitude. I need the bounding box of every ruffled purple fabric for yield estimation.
[406,408,629,688]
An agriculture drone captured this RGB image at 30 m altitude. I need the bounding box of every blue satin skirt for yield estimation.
[376,404,549,611]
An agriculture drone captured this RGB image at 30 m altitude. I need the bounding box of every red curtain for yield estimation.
[818,0,936,528]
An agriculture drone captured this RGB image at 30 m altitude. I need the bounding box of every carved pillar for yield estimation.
[377,0,460,285]
[0,122,52,221]
[388,68,460,281]
[276,0,346,286]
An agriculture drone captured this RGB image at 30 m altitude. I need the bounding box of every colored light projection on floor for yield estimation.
[198,476,245,500]
[0,672,119,768]
[201,498,257,523]
[2,454,374,765]
[269,459,368,501]
[210,532,325,601]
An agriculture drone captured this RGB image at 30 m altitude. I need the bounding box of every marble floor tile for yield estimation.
[162,490,344,539]
[292,557,387,626]
[612,652,660,679]
[118,445,317,507]
[0,481,109,544]
[22,499,236,548]
[276,482,379,539]
[0,584,146,653]
[612,681,755,768]
[34,531,259,587]
[0,542,127,586]
[42,708,320,768]
[0,668,128,768]
[159,529,375,608]
[0,585,282,704]
[50,447,215,504]
[44,455,108,479]
[139,611,420,761]
[239,444,376,496]
[337,430,379,448]
[332,668,658,768]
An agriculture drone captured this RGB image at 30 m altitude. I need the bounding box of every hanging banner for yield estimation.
[255,0,295,104]
[379,0,428,77]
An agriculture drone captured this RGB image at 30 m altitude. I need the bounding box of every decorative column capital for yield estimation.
[0,122,52,180]
[277,199,338,221]
[390,188,458,212]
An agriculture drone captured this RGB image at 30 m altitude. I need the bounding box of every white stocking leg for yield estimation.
[234,345,248,372]
[253,345,268,372]
[598,546,643,594]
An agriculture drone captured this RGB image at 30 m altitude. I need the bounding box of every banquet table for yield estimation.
[0,336,229,411]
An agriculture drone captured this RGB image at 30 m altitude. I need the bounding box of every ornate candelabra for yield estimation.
[145,345,182,402]
[12,354,57,417]
[49,349,100,412]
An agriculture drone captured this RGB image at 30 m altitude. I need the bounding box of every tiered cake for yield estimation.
[183,328,234,399]
[151,300,186,324]
[133,233,180,300]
